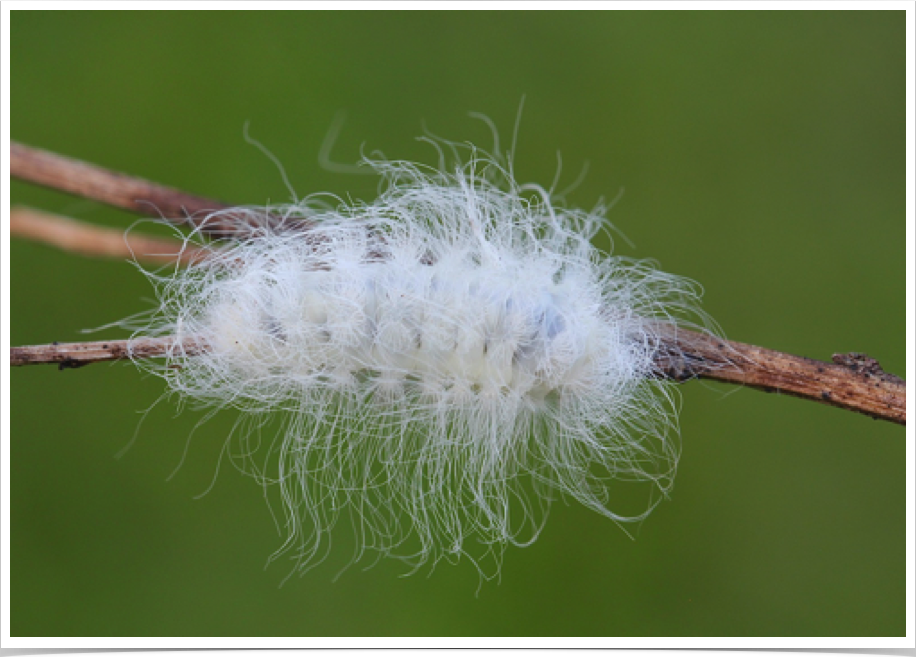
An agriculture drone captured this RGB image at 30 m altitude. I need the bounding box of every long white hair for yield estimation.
[133,141,714,578]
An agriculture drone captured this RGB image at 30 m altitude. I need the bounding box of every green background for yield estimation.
[10,11,906,637]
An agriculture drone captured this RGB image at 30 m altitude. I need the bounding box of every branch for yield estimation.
[10,141,295,239]
[11,141,229,222]
[10,142,906,426]
[10,207,211,266]
[10,330,905,425]
[654,327,905,425]
[10,337,204,369]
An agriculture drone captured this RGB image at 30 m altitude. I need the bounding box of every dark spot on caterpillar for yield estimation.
[265,315,287,342]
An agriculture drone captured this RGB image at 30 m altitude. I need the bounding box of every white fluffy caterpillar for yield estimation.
[135,145,713,577]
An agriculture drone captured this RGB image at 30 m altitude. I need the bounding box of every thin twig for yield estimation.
[10,142,906,426]
[654,327,905,425]
[11,141,230,225]
[10,141,295,239]
[10,207,211,266]
[9,337,203,369]
[9,330,906,425]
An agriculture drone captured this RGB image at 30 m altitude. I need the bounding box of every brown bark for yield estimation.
[10,337,204,370]
[10,207,211,266]
[654,327,905,425]
[10,141,295,238]
[12,142,229,221]
[10,330,906,425]
[10,141,906,426]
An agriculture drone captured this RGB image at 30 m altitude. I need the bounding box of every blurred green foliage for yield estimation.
[11,11,904,637]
